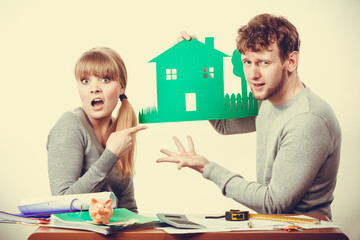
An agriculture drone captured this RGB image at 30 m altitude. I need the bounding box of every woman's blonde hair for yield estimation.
[75,47,137,177]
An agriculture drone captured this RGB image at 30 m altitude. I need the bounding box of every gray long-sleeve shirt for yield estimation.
[47,107,137,213]
[205,87,341,219]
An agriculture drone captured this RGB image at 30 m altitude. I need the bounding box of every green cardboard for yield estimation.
[139,37,258,123]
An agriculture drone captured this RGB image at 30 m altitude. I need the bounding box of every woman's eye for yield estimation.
[81,78,89,84]
[102,77,111,83]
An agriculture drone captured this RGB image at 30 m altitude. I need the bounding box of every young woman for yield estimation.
[47,47,146,213]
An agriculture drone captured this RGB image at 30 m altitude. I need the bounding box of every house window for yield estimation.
[203,67,214,78]
[185,93,196,111]
[166,69,177,80]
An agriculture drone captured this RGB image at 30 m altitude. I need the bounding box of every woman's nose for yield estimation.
[90,82,101,93]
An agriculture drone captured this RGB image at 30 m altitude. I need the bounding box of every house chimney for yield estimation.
[205,37,214,49]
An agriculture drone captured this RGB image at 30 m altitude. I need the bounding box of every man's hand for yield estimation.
[107,125,147,157]
[156,135,210,173]
[174,31,198,44]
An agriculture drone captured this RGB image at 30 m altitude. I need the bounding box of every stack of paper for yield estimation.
[48,208,159,235]
[18,192,116,216]
[0,211,49,225]
[1,191,161,235]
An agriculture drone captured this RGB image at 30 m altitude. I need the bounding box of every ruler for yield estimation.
[249,214,321,225]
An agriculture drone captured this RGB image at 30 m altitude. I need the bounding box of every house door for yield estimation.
[185,93,197,111]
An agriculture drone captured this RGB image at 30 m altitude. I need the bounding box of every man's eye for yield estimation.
[81,78,89,84]
[243,60,251,65]
[261,61,269,65]
[102,77,111,83]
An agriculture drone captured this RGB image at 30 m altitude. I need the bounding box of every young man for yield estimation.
[157,14,341,220]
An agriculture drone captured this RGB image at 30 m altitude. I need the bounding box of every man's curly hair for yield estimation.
[237,13,300,63]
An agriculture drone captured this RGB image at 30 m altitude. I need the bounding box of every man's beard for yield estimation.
[252,67,287,101]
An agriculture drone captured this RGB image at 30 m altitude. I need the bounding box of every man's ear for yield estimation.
[287,51,299,72]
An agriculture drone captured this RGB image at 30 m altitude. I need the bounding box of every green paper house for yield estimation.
[139,37,258,123]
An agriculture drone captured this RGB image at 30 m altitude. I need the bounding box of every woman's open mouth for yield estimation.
[91,98,104,110]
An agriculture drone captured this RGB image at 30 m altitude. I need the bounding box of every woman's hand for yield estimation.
[156,135,210,174]
[106,125,147,157]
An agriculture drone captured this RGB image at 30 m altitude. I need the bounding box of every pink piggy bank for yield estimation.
[89,198,113,224]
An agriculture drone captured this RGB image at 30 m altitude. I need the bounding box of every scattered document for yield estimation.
[0,211,49,225]
[158,215,340,234]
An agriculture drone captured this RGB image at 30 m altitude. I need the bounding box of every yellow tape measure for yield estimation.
[249,214,321,225]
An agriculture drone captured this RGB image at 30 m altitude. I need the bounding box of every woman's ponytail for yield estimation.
[111,95,138,177]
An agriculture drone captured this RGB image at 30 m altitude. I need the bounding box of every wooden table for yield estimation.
[28,214,349,240]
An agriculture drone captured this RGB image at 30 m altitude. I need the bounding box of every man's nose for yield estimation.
[249,65,261,80]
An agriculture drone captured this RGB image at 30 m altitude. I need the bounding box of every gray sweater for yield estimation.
[206,87,341,219]
[47,107,137,213]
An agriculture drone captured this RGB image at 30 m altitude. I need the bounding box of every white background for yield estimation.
[0,0,359,239]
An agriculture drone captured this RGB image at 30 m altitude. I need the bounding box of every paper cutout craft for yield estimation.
[139,37,258,123]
